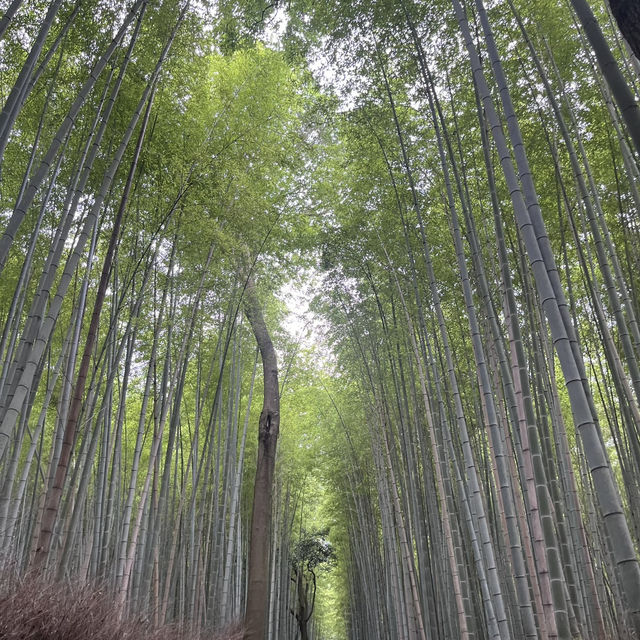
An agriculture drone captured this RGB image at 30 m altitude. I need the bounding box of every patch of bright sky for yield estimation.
[260,7,339,361]
[277,266,336,371]
[260,4,289,48]
[261,6,376,369]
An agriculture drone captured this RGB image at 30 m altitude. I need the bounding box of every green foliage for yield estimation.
[291,528,336,573]
[3,0,640,636]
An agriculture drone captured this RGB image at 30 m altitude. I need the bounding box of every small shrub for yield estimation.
[0,573,242,640]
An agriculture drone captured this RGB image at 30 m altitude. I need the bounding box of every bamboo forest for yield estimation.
[3,0,640,639]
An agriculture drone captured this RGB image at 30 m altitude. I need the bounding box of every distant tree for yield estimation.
[290,529,335,640]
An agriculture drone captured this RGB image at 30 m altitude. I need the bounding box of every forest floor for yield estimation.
[0,573,242,640]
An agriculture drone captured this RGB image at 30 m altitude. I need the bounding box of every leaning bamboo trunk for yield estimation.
[0,0,64,162]
[569,0,640,155]
[0,0,146,277]
[0,0,23,40]
[32,82,156,571]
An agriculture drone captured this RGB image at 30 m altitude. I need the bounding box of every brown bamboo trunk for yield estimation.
[242,275,280,640]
